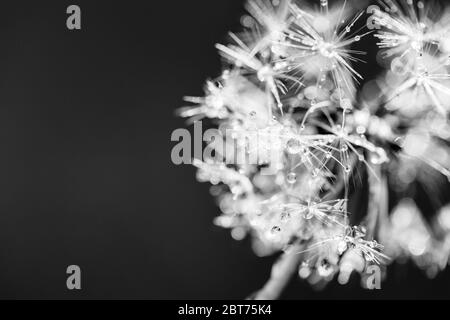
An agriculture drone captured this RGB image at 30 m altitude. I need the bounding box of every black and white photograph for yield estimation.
[0,0,449,306]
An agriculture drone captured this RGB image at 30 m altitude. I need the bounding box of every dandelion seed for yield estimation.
[280,2,369,98]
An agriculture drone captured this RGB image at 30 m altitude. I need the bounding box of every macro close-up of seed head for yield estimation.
[178,0,450,299]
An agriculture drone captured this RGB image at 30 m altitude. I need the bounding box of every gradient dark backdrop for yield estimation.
[0,0,448,299]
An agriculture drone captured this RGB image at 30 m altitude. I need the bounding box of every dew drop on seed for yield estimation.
[286,172,297,184]
[271,226,281,234]
[303,208,314,220]
[286,138,302,154]
[299,265,311,279]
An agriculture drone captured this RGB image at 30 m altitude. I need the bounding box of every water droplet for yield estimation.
[354,36,361,42]
[299,265,311,279]
[303,208,314,220]
[326,151,332,159]
[286,138,302,154]
[356,126,366,135]
[304,86,318,100]
[230,185,241,195]
[344,165,351,174]
[271,226,281,234]
[311,168,320,177]
[345,26,351,33]
[341,145,348,152]
[286,172,297,184]
[240,15,254,28]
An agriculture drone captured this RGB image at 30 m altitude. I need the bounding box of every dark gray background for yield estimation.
[0,0,448,299]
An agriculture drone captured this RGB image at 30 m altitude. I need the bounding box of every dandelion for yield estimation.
[178,0,450,299]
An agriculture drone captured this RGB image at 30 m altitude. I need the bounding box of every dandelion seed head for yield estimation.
[179,0,450,291]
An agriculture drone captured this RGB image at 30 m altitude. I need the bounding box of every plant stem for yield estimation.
[251,245,303,300]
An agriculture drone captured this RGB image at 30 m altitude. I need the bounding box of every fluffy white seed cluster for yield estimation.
[180,0,450,288]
